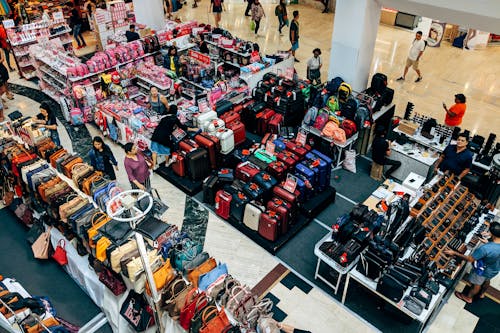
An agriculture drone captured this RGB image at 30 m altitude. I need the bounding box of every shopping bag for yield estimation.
[32,227,52,259]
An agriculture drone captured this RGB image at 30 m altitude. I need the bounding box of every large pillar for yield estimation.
[132,0,164,31]
[328,0,382,92]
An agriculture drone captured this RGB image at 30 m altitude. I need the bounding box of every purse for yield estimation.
[52,239,68,265]
[119,290,155,331]
[145,259,176,295]
[99,266,127,296]
[256,315,280,333]
[31,227,52,259]
[110,239,137,273]
[161,276,193,319]
[225,285,257,322]
[187,257,217,289]
[244,298,273,329]
[200,307,230,333]
[179,290,208,330]
[199,263,228,291]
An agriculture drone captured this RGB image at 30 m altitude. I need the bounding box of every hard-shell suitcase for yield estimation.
[242,101,266,133]
[226,121,246,146]
[243,182,265,201]
[203,174,220,205]
[248,155,269,171]
[256,109,276,136]
[186,148,211,180]
[266,198,293,233]
[229,190,249,222]
[171,152,186,177]
[304,157,329,191]
[277,150,300,169]
[235,161,261,182]
[194,133,221,170]
[216,99,234,116]
[207,119,226,135]
[215,128,235,155]
[215,190,232,219]
[254,149,277,164]
[273,185,300,206]
[296,162,318,189]
[285,141,311,158]
[243,202,264,231]
[220,111,240,126]
[179,139,199,153]
[294,173,314,201]
[267,113,283,134]
[258,211,280,241]
[309,150,333,170]
[266,161,287,181]
[195,110,217,129]
[233,149,252,165]
[253,171,278,192]
[272,138,287,152]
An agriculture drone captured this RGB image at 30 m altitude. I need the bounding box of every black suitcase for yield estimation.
[377,273,406,302]
[300,186,336,218]
[203,174,220,205]
[216,99,234,116]
[186,148,211,180]
[242,101,266,133]
[224,186,249,222]
[370,73,387,95]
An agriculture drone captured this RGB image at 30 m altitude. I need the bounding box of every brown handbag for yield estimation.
[59,195,89,223]
[43,181,70,202]
[145,259,176,295]
[2,180,14,206]
[161,276,193,319]
[49,148,68,167]
[63,156,84,178]
[31,227,52,259]
[71,163,94,187]
[37,177,62,201]
[187,257,217,289]
[82,171,104,195]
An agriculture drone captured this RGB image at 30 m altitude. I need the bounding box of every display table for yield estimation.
[240,57,295,89]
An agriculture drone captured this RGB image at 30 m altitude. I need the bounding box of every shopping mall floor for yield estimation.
[2,1,500,332]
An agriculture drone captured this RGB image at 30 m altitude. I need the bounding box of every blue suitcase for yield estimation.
[273,138,287,152]
[294,173,315,200]
[224,186,249,222]
[243,182,265,201]
[304,156,329,191]
[296,162,318,190]
[294,177,307,203]
[253,171,278,202]
[309,149,333,184]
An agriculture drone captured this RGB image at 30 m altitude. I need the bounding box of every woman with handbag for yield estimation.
[32,101,61,146]
[88,136,118,180]
[124,142,151,191]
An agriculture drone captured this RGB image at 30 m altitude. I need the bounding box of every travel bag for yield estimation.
[277,150,300,169]
[267,113,283,134]
[207,119,226,135]
[296,162,318,190]
[266,161,287,181]
[216,99,234,116]
[273,184,300,206]
[179,139,199,153]
[220,111,240,126]
[253,171,278,197]
[266,198,294,233]
[215,190,232,219]
[235,161,261,182]
[171,152,187,177]
[256,109,276,136]
[194,133,221,169]
[243,202,265,231]
[254,149,277,164]
[203,174,221,205]
[226,121,246,146]
[242,101,266,133]
[376,273,406,302]
[248,155,270,170]
[258,211,280,241]
[229,189,249,222]
[285,141,311,158]
[304,158,328,191]
[215,128,235,155]
[233,149,252,165]
[186,148,211,180]
[370,73,388,95]
[243,182,265,201]
[294,173,314,200]
[195,110,218,129]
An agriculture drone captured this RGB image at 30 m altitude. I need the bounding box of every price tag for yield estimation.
[197,98,209,113]
[188,49,211,65]
[2,19,15,28]
[285,67,295,80]
[265,141,275,156]
[52,11,64,21]
[296,129,307,147]
[283,174,298,194]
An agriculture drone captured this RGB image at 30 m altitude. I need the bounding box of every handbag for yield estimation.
[119,290,155,331]
[257,315,280,333]
[137,188,169,219]
[98,266,127,296]
[52,239,68,265]
[200,307,230,333]
[110,239,137,273]
[179,290,208,330]
[31,227,52,259]
[199,263,228,291]
[187,257,217,289]
[2,180,14,206]
[226,285,257,322]
[161,276,193,319]
[26,219,45,244]
[145,259,176,295]
[244,298,273,329]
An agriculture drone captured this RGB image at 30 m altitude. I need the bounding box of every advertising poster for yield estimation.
[427,21,446,47]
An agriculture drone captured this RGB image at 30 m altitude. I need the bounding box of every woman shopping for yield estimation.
[251,0,265,36]
[32,101,61,146]
[148,87,169,115]
[88,136,119,180]
[124,142,151,191]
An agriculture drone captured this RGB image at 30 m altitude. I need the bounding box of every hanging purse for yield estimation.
[31,227,52,259]
[52,239,68,265]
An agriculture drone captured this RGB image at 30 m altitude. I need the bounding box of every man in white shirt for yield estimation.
[397,31,425,83]
[307,48,322,85]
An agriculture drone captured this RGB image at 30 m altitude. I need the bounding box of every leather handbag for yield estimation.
[110,239,137,273]
[183,252,210,272]
[98,219,132,243]
[200,306,230,333]
[145,259,176,295]
[257,315,280,333]
[95,236,112,262]
[71,163,93,186]
[99,266,127,296]
[2,179,14,206]
[127,251,162,282]
[187,257,217,289]
[179,290,208,330]
[120,290,155,332]
[244,298,273,329]
[226,285,257,322]
[87,212,111,248]
[161,276,193,319]
[52,239,68,265]
[199,263,228,291]
[32,227,52,259]
[191,304,217,333]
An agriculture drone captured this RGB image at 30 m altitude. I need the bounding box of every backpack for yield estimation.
[340,97,358,120]
[274,5,281,16]
[332,127,346,144]
[355,105,371,129]
[327,96,340,113]
[70,108,84,126]
[326,77,344,95]
[321,120,338,138]
[313,110,329,131]
[341,119,357,138]
[338,82,352,103]
[303,107,318,126]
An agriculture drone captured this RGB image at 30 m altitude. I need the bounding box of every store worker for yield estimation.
[0,21,15,72]
[198,34,209,54]
[124,142,151,191]
[443,93,467,127]
[445,222,500,304]
[163,46,180,76]
[125,24,141,42]
[371,126,401,180]
[434,133,473,179]
[148,86,169,115]
[306,48,322,85]
[32,101,60,146]
[397,31,425,83]
[88,136,119,180]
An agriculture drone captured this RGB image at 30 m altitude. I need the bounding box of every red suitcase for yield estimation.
[226,121,246,146]
[171,152,186,177]
[267,161,287,181]
[194,133,221,169]
[258,211,280,241]
[220,111,240,126]
[273,184,300,206]
[232,104,244,114]
[285,141,311,158]
[235,161,261,182]
[179,139,199,153]
[215,190,232,219]
[256,109,276,136]
[266,198,293,234]
[267,113,283,134]
[277,150,300,169]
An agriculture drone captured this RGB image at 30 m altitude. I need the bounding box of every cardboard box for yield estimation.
[398,120,419,136]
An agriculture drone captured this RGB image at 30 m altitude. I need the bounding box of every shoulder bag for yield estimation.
[32,227,52,259]
[119,290,155,332]
[145,259,176,296]
[187,257,217,289]
[161,276,193,319]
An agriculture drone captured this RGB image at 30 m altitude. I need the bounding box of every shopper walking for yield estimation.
[70,8,87,49]
[397,31,425,82]
[434,133,472,179]
[445,222,500,304]
[307,48,322,85]
[251,0,265,37]
[88,136,118,180]
[289,10,300,62]
[0,22,14,72]
[124,142,151,191]
[275,0,288,35]
[148,86,169,115]
[33,101,61,146]
[0,49,14,105]
[244,0,254,17]
[371,126,401,179]
[443,93,467,127]
[210,0,225,28]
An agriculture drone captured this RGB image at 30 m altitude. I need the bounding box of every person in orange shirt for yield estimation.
[443,93,466,127]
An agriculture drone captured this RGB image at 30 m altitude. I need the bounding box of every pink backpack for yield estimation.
[321,121,338,138]
[313,111,329,131]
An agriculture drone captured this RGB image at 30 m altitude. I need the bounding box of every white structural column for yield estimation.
[328,0,382,92]
[132,0,165,31]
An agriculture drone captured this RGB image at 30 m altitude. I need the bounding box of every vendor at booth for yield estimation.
[434,133,473,179]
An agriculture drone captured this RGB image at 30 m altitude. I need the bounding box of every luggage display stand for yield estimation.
[155,165,204,196]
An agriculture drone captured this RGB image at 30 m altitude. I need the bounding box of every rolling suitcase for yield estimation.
[207,119,226,135]
[254,149,277,164]
[215,190,232,219]
[243,182,265,201]
[258,211,280,241]
[256,109,276,136]
[296,162,318,190]
[304,157,328,191]
[277,150,300,169]
[248,155,269,171]
[253,171,278,202]
[294,173,314,201]
[285,141,311,158]
[243,202,264,231]
[242,101,266,133]
[194,133,221,170]
[266,198,293,233]
[229,190,249,222]
[220,111,240,126]
[215,128,235,155]
[186,148,211,180]
[267,113,283,134]
[273,184,300,206]
[272,138,287,152]
[266,161,287,181]
[226,121,246,147]
[370,73,388,95]
[195,110,217,129]
[203,174,220,205]
[233,149,252,165]
[235,161,261,182]
[179,139,199,153]
[215,99,234,116]
[171,152,186,177]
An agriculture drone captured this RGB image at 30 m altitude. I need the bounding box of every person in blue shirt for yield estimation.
[88,136,118,180]
[434,133,473,179]
[445,221,500,303]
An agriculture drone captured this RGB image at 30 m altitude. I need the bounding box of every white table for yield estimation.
[403,172,427,192]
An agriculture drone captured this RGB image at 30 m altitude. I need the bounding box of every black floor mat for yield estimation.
[155,165,203,196]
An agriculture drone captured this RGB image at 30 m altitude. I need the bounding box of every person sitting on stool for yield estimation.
[372,126,401,179]
[434,133,473,179]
